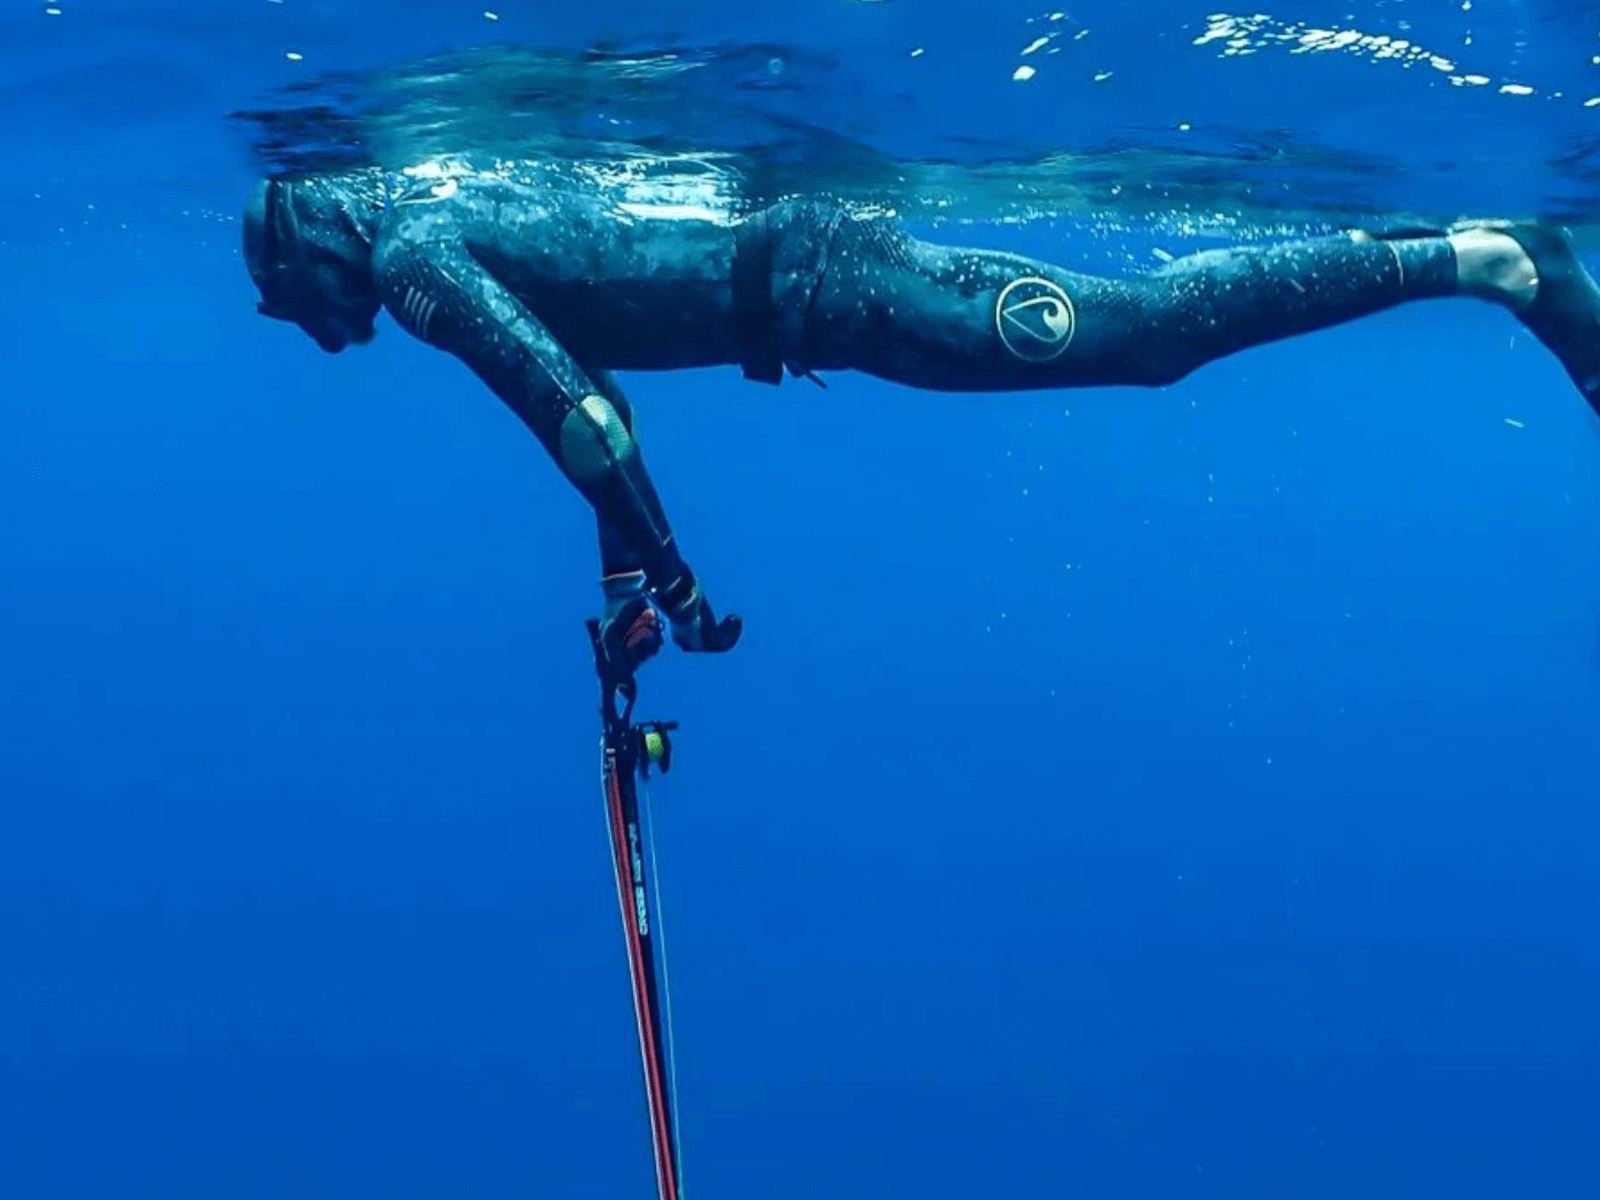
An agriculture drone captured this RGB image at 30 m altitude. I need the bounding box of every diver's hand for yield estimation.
[667,590,743,654]
[598,591,665,677]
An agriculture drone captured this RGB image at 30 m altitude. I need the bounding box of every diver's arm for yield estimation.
[371,238,739,649]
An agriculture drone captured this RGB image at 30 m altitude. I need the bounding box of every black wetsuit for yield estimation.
[336,166,1458,627]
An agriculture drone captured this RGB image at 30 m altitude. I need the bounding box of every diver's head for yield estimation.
[243,172,383,353]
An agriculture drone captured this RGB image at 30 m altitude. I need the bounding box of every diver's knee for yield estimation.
[557,393,638,486]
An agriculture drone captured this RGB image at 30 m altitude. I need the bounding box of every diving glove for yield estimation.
[598,571,665,676]
[657,573,743,654]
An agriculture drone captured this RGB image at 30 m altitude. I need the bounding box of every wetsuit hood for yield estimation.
[242,173,383,353]
[241,179,277,296]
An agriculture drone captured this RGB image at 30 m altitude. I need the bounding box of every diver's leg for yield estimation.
[584,368,670,669]
[587,368,648,590]
[784,212,1543,393]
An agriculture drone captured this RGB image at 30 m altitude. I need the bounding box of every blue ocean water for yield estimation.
[3,1,1600,1197]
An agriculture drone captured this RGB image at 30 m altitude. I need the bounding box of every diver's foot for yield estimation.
[1447,223,1539,308]
[1351,222,1537,307]
[1455,221,1600,411]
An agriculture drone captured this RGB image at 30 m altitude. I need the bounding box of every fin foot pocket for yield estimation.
[1499,223,1600,414]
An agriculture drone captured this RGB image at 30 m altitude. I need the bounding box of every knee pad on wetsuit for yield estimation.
[558,394,638,486]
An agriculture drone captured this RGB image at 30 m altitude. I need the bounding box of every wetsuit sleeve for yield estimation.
[371,238,699,604]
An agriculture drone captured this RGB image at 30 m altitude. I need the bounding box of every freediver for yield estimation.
[241,164,1600,675]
